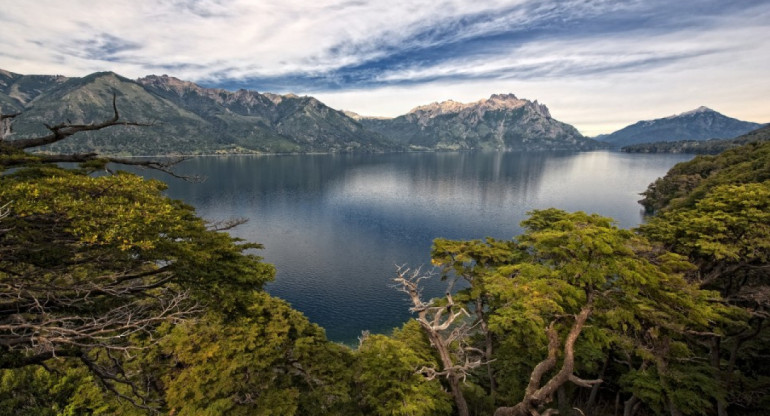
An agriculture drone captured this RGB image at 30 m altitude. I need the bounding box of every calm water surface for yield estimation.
[153,151,692,344]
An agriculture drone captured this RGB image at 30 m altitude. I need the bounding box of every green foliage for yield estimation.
[0,165,274,326]
[431,209,728,414]
[355,333,452,416]
[639,140,770,212]
[641,182,770,266]
[0,162,278,410]
[162,291,355,416]
[0,361,143,416]
[639,143,770,415]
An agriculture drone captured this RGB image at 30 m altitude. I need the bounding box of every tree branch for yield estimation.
[7,94,151,150]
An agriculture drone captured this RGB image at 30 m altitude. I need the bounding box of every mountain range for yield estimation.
[2,68,763,156]
[596,106,764,147]
[0,68,603,155]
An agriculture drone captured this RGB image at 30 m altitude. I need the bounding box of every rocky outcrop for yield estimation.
[359,94,602,151]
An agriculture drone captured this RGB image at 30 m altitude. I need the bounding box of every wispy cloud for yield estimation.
[1,0,768,134]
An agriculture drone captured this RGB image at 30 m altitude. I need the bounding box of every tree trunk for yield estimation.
[709,336,728,416]
[587,353,610,410]
[495,299,598,416]
[623,394,639,416]
[668,397,683,416]
[478,296,497,397]
[450,375,471,416]
[425,327,470,416]
[557,385,571,415]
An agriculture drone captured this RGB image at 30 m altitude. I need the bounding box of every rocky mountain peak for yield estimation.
[262,92,303,105]
[666,106,715,119]
[406,93,551,119]
[137,74,224,97]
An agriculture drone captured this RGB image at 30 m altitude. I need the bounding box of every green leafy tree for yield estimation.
[640,182,770,415]
[355,331,452,416]
[421,209,728,416]
[638,141,770,415]
[161,291,355,416]
[639,141,770,213]
[0,97,278,412]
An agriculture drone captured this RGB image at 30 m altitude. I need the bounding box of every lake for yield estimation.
[150,150,692,344]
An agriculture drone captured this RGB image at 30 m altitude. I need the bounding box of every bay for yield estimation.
[148,150,692,344]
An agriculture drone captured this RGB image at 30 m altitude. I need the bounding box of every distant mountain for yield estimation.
[622,124,770,154]
[0,68,69,111]
[2,68,603,155]
[137,75,393,153]
[1,69,394,155]
[598,107,763,147]
[359,94,603,151]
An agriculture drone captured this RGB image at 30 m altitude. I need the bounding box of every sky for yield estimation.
[1,0,769,136]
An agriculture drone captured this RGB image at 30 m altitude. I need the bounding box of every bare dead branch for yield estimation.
[80,352,162,412]
[105,156,202,182]
[0,112,21,121]
[206,218,249,232]
[6,94,152,150]
[394,266,485,416]
[0,288,200,366]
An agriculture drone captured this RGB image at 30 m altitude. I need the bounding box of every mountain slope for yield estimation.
[0,69,70,113]
[138,75,394,153]
[622,124,770,154]
[359,94,602,151]
[599,107,763,147]
[6,71,221,156]
[3,69,396,155]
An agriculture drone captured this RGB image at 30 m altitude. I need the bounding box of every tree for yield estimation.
[0,97,275,411]
[638,142,770,415]
[1,94,188,178]
[640,182,770,415]
[394,267,485,416]
[404,209,728,416]
[161,291,355,416]
[355,330,452,416]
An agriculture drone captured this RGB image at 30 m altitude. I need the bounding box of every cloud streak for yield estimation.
[1,0,768,134]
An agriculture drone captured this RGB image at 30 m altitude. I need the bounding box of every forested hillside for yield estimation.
[1,102,767,415]
[622,125,770,154]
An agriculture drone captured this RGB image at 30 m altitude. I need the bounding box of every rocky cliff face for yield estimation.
[598,107,763,147]
[359,94,601,151]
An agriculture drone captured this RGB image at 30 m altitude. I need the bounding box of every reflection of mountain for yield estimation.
[336,152,554,212]
[323,152,565,243]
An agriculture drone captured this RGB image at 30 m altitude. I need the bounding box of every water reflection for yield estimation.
[141,151,690,344]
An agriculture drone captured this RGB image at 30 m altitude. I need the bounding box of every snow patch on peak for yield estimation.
[666,106,715,119]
